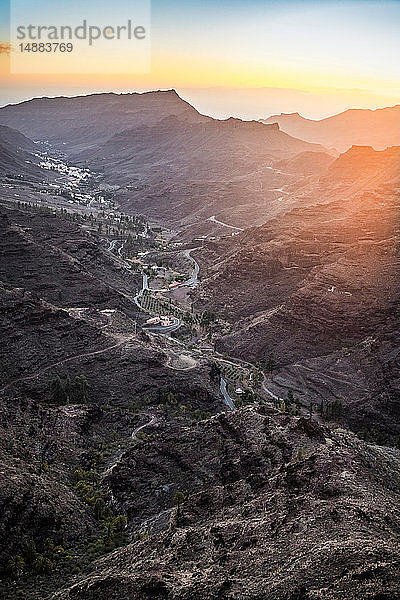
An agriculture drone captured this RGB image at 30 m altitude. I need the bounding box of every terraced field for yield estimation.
[140,292,185,318]
[217,359,260,389]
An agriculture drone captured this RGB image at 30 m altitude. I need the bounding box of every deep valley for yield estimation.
[0,91,399,600]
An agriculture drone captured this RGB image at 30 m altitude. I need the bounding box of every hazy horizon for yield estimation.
[0,86,399,123]
[1,0,399,120]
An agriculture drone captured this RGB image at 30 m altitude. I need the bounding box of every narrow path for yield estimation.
[208,215,244,231]
[0,337,131,393]
[103,413,158,477]
[132,414,157,440]
[296,364,370,392]
[262,378,282,402]
[117,239,126,256]
[164,335,186,346]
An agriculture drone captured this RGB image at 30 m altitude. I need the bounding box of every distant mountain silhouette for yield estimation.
[261,105,400,151]
[0,90,209,153]
[321,144,400,185]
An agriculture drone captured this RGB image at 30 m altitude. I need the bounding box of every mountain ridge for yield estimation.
[1,90,400,600]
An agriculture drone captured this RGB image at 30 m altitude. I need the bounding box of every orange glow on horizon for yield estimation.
[0,0,399,119]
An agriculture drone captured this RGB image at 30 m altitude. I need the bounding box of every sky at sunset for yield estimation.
[0,0,399,119]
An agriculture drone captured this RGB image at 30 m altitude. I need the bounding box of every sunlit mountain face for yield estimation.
[261,106,400,152]
[1,100,400,600]
[193,143,400,435]
[0,91,330,232]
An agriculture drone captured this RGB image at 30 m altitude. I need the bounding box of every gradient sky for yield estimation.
[0,0,399,119]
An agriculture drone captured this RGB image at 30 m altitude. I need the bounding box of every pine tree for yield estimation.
[94,497,105,520]
[287,389,295,404]
[209,362,221,383]
[51,376,67,405]
[25,539,37,568]
[71,375,89,403]
[266,353,276,374]
[173,492,186,524]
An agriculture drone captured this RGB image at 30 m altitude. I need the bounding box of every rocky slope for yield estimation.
[1,97,400,600]
[0,203,140,310]
[0,202,222,599]
[51,406,400,600]
[76,117,326,228]
[273,151,335,177]
[0,125,45,180]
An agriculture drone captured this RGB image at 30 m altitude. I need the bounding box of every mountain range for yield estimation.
[0,91,208,153]
[261,105,400,152]
[0,91,329,231]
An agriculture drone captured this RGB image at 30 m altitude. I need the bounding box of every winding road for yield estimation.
[133,272,149,309]
[182,249,200,287]
[107,239,126,255]
[145,316,181,333]
[220,377,236,410]
[134,272,181,333]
